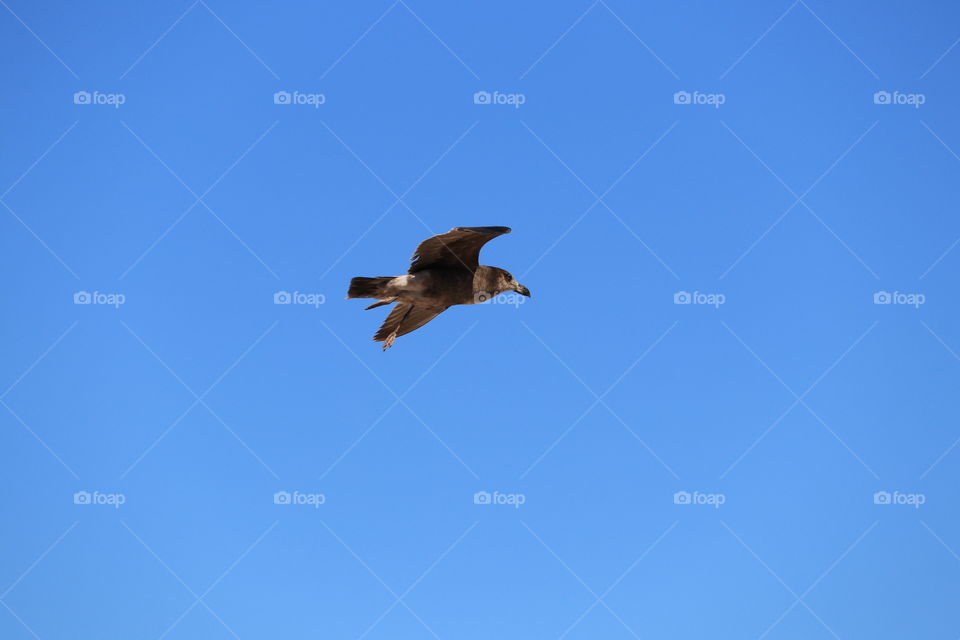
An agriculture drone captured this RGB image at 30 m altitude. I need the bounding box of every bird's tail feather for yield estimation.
[347,276,392,299]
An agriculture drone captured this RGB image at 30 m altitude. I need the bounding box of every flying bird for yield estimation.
[347,226,530,350]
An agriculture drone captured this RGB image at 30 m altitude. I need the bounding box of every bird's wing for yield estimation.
[373,304,449,344]
[408,226,511,273]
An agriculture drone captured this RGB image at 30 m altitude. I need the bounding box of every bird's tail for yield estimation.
[347,276,393,299]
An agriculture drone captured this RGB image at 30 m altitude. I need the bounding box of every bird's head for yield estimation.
[491,268,531,298]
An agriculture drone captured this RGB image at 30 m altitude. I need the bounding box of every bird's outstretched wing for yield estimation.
[373,304,449,349]
[408,226,511,273]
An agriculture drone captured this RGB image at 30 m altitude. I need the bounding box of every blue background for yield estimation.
[2,1,959,638]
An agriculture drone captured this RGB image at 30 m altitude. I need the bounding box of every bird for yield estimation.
[347,226,531,350]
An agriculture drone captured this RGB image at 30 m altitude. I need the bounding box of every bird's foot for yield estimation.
[383,332,398,350]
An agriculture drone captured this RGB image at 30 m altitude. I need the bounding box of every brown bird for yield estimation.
[347,226,531,350]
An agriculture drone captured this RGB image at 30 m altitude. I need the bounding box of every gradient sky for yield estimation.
[2,1,960,638]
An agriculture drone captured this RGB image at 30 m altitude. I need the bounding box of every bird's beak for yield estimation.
[517,284,531,297]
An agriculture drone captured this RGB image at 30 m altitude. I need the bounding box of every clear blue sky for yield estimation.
[2,1,959,638]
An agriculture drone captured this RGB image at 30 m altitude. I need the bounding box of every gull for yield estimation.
[347,226,530,350]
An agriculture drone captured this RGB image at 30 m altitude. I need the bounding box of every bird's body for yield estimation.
[353,266,509,306]
[347,227,530,349]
